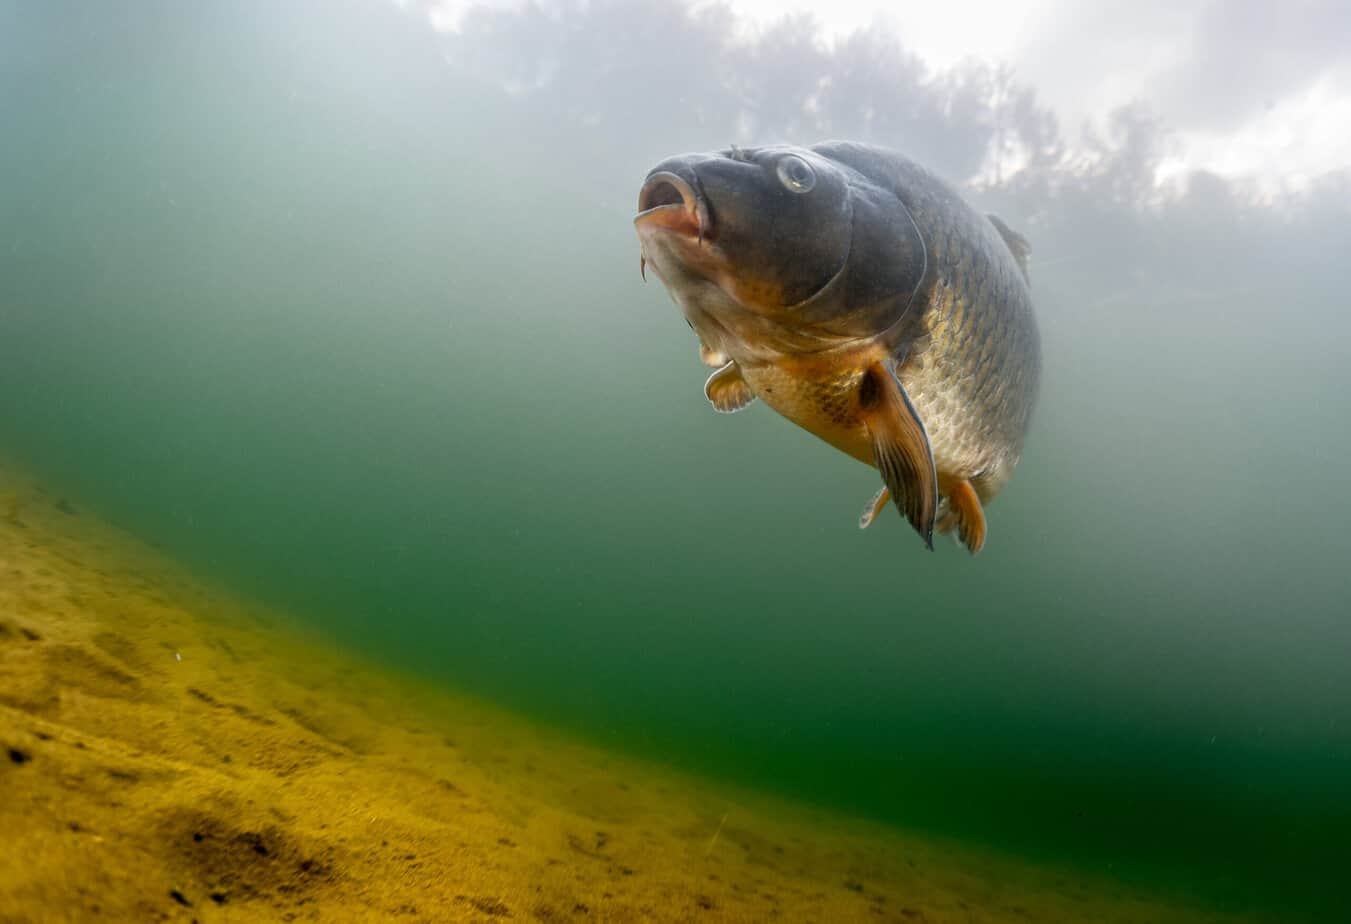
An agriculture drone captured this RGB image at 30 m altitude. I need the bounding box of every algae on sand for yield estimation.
[0,460,1268,922]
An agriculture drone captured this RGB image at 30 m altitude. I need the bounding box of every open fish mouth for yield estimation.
[635,170,711,242]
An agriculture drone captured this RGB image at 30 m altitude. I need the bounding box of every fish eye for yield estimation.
[776,155,816,194]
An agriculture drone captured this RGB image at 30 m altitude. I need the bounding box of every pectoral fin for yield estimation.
[937,476,987,554]
[858,363,938,549]
[704,362,756,414]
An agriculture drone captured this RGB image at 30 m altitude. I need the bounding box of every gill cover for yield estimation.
[817,176,928,338]
[712,145,929,341]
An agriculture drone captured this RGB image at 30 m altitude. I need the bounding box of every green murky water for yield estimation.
[3,2,1348,920]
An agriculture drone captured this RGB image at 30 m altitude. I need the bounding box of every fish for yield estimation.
[634,141,1040,553]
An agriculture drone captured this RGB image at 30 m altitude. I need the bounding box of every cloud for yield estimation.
[1148,0,1351,132]
[1003,0,1351,181]
[1006,0,1194,126]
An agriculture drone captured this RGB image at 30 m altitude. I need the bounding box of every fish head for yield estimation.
[635,144,926,359]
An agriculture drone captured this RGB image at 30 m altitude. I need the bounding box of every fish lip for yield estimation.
[634,170,712,241]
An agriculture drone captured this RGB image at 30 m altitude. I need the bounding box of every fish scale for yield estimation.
[899,186,1039,499]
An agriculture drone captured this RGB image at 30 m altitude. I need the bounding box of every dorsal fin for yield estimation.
[987,214,1031,283]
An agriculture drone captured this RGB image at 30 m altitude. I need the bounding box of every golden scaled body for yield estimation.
[897,217,1041,503]
[741,190,1039,521]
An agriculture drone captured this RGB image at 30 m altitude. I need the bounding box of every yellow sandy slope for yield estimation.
[0,462,1259,923]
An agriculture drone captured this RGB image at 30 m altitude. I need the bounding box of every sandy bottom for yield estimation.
[0,463,1261,923]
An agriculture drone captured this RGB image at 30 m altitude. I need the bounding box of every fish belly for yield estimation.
[743,353,1014,500]
[740,362,875,467]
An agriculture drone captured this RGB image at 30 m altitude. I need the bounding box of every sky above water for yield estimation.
[427,0,1351,188]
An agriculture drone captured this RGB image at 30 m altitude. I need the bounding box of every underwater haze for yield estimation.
[3,1,1350,919]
